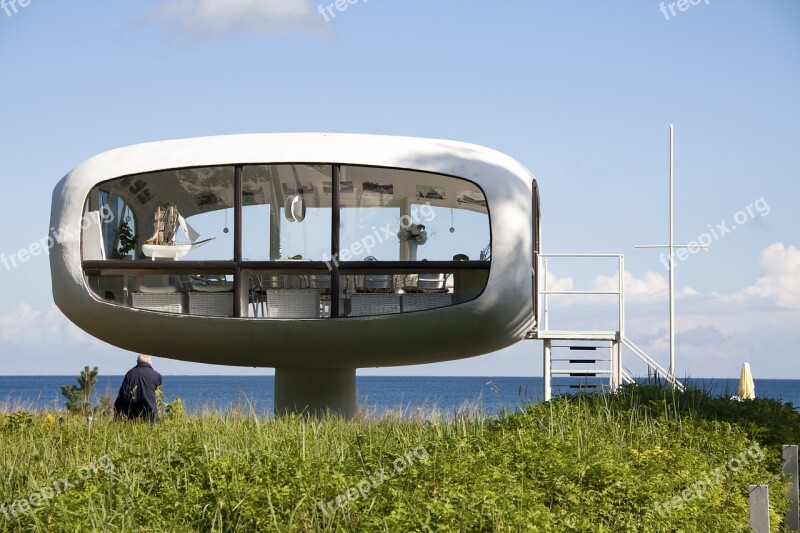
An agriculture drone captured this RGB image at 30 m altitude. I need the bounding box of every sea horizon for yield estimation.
[2,376,798,416]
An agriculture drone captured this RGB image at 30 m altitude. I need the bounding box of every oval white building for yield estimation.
[50,133,540,415]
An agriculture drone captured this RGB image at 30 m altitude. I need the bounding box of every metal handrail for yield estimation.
[622,337,684,391]
[536,252,683,391]
[541,290,620,295]
[621,369,635,385]
[537,253,624,337]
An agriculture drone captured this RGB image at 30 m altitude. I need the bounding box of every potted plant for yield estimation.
[114,220,137,259]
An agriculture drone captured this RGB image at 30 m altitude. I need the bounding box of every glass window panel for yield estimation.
[244,269,332,319]
[82,163,491,319]
[242,164,332,261]
[85,271,236,317]
[174,167,234,261]
[339,166,490,262]
[81,190,138,260]
[83,166,234,261]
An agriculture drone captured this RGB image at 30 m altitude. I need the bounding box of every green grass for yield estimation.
[1,384,797,532]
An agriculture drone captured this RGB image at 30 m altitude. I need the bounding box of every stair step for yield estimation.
[552,358,611,363]
[552,370,611,376]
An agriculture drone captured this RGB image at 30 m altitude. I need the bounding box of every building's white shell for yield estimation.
[50,133,537,368]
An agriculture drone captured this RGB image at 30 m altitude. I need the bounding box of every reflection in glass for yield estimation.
[339,166,490,263]
[174,167,234,261]
[83,166,234,261]
[83,190,138,260]
[85,272,235,317]
[242,165,332,261]
[244,269,331,319]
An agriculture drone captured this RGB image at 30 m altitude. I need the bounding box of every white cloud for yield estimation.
[0,302,40,344]
[0,302,99,348]
[737,243,800,309]
[540,260,687,306]
[148,0,322,38]
[618,244,800,378]
[592,270,668,298]
[544,270,573,292]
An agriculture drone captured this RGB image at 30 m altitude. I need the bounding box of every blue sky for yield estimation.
[0,1,798,378]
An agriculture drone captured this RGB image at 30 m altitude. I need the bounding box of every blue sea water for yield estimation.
[1,376,799,416]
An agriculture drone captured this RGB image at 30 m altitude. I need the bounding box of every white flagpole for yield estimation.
[668,124,675,379]
[635,124,706,386]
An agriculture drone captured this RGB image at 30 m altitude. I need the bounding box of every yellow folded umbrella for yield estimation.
[738,362,755,400]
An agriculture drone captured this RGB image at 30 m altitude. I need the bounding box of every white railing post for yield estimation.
[785,445,800,531]
[612,339,622,392]
[543,258,549,331]
[749,484,771,533]
[543,339,552,402]
[609,340,616,391]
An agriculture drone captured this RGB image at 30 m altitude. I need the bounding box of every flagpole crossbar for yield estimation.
[634,245,708,249]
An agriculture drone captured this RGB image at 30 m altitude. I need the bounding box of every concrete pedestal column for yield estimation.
[274,367,356,418]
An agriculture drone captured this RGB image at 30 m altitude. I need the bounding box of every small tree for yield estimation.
[156,386,185,419]
[61,366,99,414]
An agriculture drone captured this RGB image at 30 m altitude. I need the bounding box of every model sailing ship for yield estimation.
[142,204,214,260]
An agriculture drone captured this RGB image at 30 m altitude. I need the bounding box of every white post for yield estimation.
[668,124,675,380]
[611,340,621,392]
[543,339,552,402]
[619,254,625,338]
[617,255,624,392]
[785,445,800,531]
[543,259,549,331]
[749,484,771,533]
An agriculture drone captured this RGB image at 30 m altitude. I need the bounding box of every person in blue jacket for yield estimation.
[114,353,163,421]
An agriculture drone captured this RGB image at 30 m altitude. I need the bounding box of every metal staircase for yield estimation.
[528,253,683,401]
[547,341,629,397]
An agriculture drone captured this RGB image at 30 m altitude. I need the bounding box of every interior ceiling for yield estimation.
[98,164,489,220]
